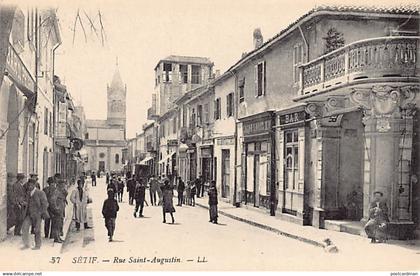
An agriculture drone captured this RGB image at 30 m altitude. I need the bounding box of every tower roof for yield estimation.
[110,59,124,90]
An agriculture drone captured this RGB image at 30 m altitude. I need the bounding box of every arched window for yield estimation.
[115,154,119,164]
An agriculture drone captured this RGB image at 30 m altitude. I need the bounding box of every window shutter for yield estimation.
[254,64,258,97]
[263,61,266,95]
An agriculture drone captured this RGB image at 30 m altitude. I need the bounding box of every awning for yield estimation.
[139,156,153,165]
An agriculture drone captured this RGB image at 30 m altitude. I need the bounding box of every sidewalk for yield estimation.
[194,195,420,254]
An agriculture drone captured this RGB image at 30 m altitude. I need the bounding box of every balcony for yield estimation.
[5,42,35,96]
[298,36,419,99]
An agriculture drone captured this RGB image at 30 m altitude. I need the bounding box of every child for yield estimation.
[102,189,119,242]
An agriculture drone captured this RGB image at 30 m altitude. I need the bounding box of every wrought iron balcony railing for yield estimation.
[298,36,419,97]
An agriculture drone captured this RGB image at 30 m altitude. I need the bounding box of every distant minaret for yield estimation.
[107,57,127,139]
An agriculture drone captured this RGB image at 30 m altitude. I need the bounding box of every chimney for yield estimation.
[215,70,221,78]
[253,28,263,49]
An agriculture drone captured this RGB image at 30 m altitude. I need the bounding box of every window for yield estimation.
[197,105,203,125]
[180,64,188,84]
[163,63,172,83]
[44,107,48,135]
[214,98,221,120]
[182,106,187,127]
[191,65,201,84]
[49,111,53,137]
[204,103,209,124]
[226,92,234,117]
[85,133,89,140]
[190,108,196,127]
[255,61,266,96]
[239,79,245,103]
[115,154,120,164]
[285,129,299,190]
[173,117,177,134]
[293,44,303,83]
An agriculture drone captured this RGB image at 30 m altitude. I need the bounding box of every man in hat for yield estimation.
[29,174,41,189]
[43,177,56,238]
[364,191,389,243]
[133,179,146,218]
[11,173,27,236]
[49,180,66,243]
[91,171,97,187]
[102,188,119,242]
[21,179,49,250]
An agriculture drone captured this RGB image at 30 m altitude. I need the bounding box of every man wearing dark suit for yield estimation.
[49,182,66,243]
[12,173,27,236]
[91,172,97,186]
[43,177,55,238]
[21,179,49,250]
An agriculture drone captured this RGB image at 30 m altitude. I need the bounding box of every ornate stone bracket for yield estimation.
[350,85,418,132]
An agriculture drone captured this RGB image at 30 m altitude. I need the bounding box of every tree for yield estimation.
[323,27,345,54]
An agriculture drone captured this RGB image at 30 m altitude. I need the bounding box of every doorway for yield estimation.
[221,150,230,198]
[98,161,105,172]
[254,154,260,207]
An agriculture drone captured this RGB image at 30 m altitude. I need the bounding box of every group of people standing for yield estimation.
[10,173,68,250]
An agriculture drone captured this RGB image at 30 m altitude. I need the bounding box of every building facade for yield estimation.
[84,64,127,173]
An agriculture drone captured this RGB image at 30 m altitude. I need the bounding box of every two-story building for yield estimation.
[230,5,419,238]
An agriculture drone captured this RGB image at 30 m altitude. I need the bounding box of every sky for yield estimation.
[16,0,417,138]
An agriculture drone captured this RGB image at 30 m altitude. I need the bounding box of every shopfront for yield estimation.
[275,106,309,224]
[214,136,235,202]
[240,111,276,214]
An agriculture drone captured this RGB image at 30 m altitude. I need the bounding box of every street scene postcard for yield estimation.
[0,0,419,274]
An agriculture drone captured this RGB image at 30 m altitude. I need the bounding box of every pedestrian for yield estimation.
[56,180,68,237]
[97,170,101,178]
[133,179,146,218]
[190,181,197,207]
[11,173,27,236]
[364,191,389,243]
[148,175,159,206]
[117,177,124,202]
[42,177,56,239]
[102,188,119,242]
[70,180,92,231]
[162,180,175,224]
[21,179,49,250]
[106,172,110,185]
[208,180,218,224]
[185,182,191,206]
[49,181,66,243]
[91,172,97,187]
[177,177,185,206]
[195,175,202,198]
[80,172,86,186]
[43,177,56,239]
[127,175,135,205]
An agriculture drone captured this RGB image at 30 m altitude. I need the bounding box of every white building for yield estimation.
[84,64,127,173]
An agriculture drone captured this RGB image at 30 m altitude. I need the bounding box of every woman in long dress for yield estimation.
[161,180,175,224]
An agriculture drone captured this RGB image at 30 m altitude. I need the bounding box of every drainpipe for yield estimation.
[298,24,309,62]
[229,70,240,207]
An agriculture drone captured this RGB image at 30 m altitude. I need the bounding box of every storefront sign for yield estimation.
[167,139,178,147]
[201,147,212,158]
[279,111,307,126]
[216,137,234,146]
[243,119,272,136]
